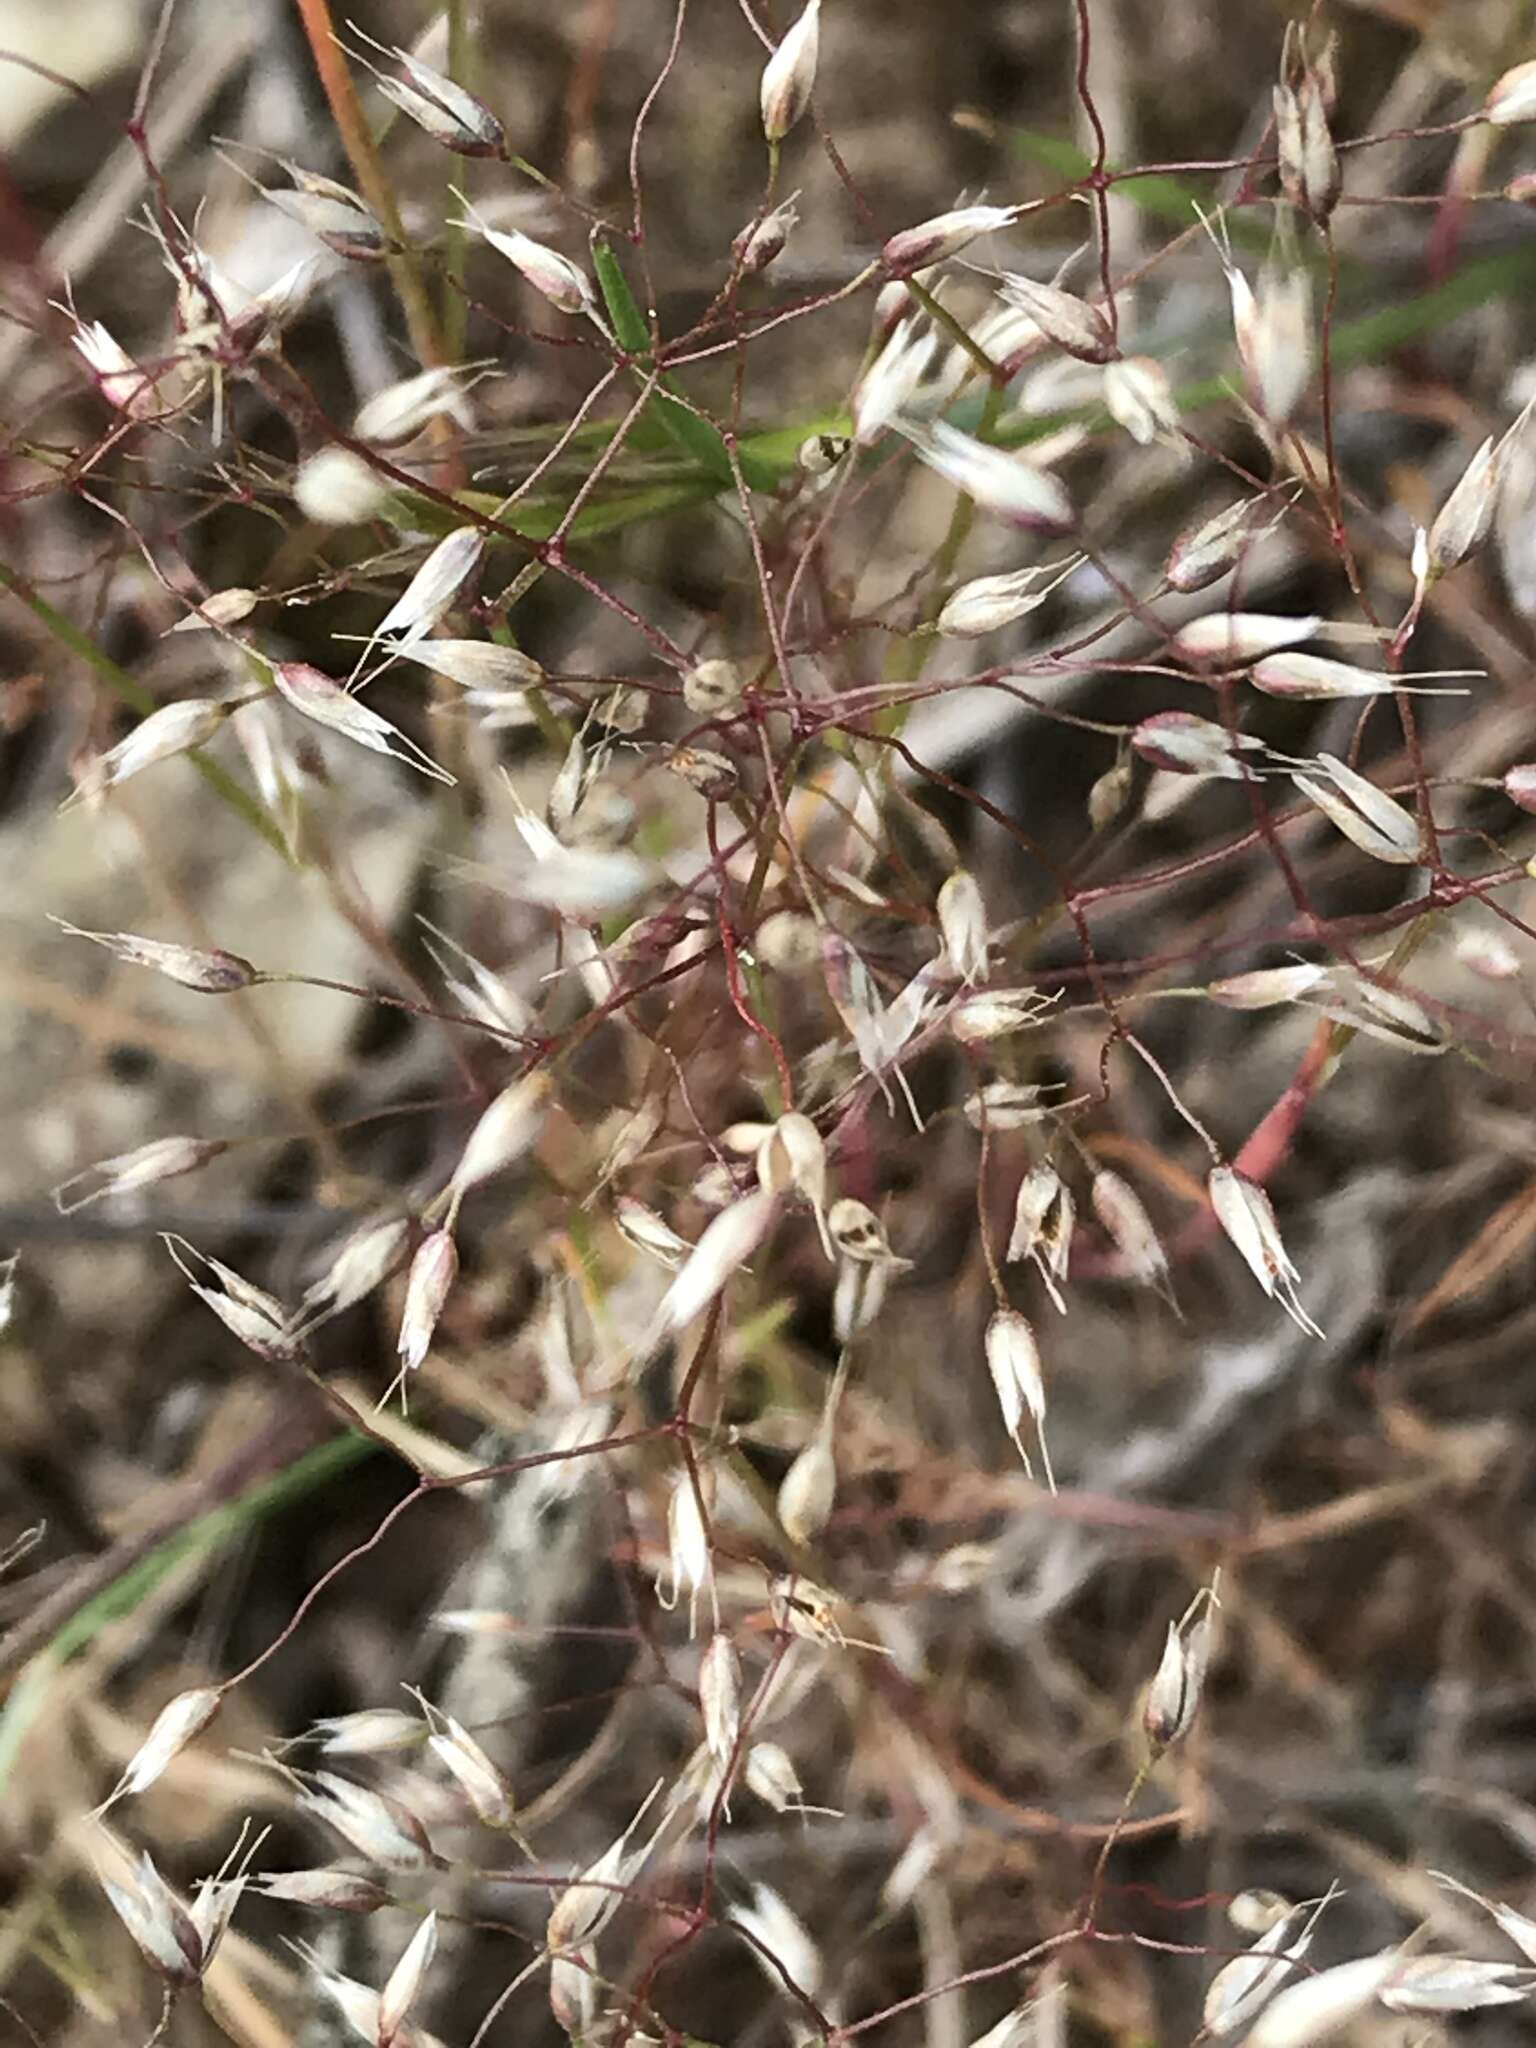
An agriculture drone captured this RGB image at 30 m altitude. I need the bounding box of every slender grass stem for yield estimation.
[290,0,449,370]
[0,563,287,857]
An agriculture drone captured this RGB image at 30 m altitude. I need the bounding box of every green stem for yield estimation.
[888,380,1005,691]
[0,1432,371,1790]
[0,563,287,858]
[902,275,1002,383]
[488,619,569,750]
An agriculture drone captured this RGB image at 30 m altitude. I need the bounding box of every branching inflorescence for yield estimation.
[10,0,1536,2042]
